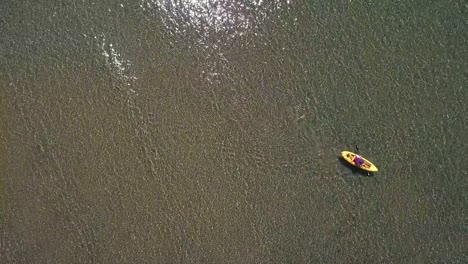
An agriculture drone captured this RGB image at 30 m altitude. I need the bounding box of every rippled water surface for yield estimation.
[1,0,467,263]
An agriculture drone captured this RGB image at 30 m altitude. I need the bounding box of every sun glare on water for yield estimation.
[140,0,293,38]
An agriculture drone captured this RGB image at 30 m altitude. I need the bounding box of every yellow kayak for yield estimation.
[341,151,378,172]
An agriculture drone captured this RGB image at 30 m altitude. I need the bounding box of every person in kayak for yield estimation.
[354,155,365,167]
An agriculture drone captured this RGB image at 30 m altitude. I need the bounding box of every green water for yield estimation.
[1,0,467,263]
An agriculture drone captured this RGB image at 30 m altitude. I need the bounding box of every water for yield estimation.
[1,0,467,262]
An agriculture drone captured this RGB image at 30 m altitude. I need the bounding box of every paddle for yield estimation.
[354,144,371,176]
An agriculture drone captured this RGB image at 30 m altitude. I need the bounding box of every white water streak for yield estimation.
[97,35,138,95]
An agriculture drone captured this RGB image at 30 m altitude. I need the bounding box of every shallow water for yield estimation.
[1,0,467,262]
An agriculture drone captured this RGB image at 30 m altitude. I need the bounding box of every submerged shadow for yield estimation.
[337,156,373,177]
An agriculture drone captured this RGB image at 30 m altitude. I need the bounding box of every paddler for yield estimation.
[354,155,365,167]
[353,145,364,166]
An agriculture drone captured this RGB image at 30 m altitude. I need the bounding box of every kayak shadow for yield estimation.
[337,156,373,177]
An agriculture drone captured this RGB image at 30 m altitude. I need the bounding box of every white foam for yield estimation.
[98,35,138,95]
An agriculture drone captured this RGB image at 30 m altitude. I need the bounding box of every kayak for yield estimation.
[341,151,378,172]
